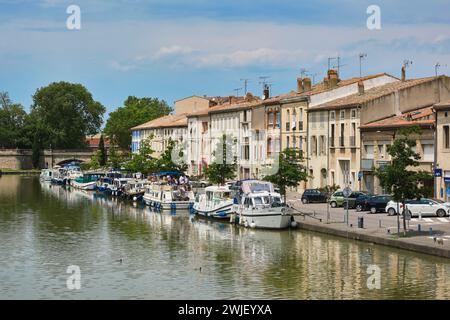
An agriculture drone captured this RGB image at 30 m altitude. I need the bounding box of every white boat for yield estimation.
[110,178,134,196]
[123,179,149,201]
[51,166,67,184]
[143,183,195,210]
[232,180,295,229]
[40,169,53,181]
[70,173,104,190]
[193,185,235,219]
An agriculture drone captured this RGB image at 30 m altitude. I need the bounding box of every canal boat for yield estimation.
[64,164,83,184]
[71,173,104,191]
[122,179,149,201]
[232,180,295,229]
[51,166,68,185]
[40,169,53,181]
[193,185,235,219]
[143,183,195,210]
[110,178,134,196]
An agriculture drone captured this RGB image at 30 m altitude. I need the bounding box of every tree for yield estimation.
[155,138,188,173]
[204,134,237,185]
[30,82,105,149]
[263,148,308,201]
[104,96,172,150]
[124,136,157,174]
[374,125,434,235]
[98,134,107,166]
[0,92,30,148]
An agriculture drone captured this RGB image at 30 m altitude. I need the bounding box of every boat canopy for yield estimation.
[240,180,274,194]
[149,171,185,177]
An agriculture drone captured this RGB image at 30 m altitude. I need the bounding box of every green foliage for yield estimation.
[88,150,102,170]
[104,96,172,150]
[0,92,31,148]
[155,138,188,173]
[204,134,237,185]
[124,136,156,174]
[318,184,341,199]
[374,125,434,233]
[30,81,105,149]
[263,148,308,199]
[31,135,40,169]
[98,134,107,166]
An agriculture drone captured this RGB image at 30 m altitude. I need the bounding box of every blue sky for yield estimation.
[1,0,450,119]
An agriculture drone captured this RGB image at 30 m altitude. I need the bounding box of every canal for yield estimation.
[0,175,449,299]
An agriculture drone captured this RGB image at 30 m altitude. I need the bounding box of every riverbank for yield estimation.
[288,194,450,259]
[0,169,41,175]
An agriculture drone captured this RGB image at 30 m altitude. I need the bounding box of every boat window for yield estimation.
[244,198,252,208]
[206,192,213,201]
[262,196,270,204]
[253,197,263,205]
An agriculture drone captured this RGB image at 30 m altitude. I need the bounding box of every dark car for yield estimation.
[343,191,371,209]
[365,195,392,214]
[301,189,328,204]
[354,193,375,211]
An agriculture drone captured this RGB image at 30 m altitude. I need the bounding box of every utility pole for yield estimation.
[359,53,367,78]
[240,78,250,95]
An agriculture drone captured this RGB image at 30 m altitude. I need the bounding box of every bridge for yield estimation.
[0,149,97,170]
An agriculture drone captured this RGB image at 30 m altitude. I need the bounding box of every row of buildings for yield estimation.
[130,68,450,201]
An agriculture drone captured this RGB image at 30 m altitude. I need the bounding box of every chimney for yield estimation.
[358,80,364,95]
[401,65,406,81]
[303,77,312,92]
[328,69,339,88]
[263,84,270,100]
[297,78,303,93]
[323,77,330,88]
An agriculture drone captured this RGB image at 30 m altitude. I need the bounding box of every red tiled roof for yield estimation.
[310,77,436,110]
[360,106,435,129]
[131,113,188,130]
[86,134,110,148]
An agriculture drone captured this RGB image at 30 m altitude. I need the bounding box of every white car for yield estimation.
[385,198,450,217]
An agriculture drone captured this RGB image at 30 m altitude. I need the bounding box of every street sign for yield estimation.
[343,187,352,198]
[435,169,443,177]
[358,171,363,181]
[444,177,450,183]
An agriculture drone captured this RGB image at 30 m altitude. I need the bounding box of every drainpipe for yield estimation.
[433,116,438,199]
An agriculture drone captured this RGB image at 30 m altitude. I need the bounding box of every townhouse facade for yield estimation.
[433,100,450,201]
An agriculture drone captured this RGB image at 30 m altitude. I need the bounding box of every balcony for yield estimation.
[361,159,374,171]
[339,136,345,147]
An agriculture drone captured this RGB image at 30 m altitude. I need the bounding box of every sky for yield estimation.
[1,0,450,118]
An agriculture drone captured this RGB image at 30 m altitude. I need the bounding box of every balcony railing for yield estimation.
[339,136,345,147]
[361,159,374,171]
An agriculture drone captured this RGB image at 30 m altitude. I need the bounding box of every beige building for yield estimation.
[308,75,450,191]
[434,100,450,201]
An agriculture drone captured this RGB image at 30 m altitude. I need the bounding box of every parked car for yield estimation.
[365,195,392,214]
[191,180,211,188]
[329,191,344,208]
[301,189,328,204]
[355,194,375,211]
[344,191,370,209]
[385,198,450,217]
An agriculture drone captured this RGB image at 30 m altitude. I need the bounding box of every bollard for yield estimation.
[418,224,421,232]
[379,220,381,228]
[429,227,433,236]
[387,228,390,234]
[358,216,364,229]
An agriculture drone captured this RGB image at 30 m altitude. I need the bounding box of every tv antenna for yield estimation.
[359,53,367,77]
[435,62,447,77]
[258,76,271,91]
[300,68,308,79]
[240,78,251,95]
[306,72,318,85]
[233,88,242,97]
[328,56,345,75]
[403,59,413,69]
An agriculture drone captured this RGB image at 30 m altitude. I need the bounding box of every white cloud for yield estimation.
[109,60,136,72]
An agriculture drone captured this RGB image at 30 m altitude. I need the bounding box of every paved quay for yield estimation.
[287,191,450,259]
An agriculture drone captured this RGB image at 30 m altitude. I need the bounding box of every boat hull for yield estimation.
[239,211,293,229]
[143,195,193,210]
[71,181,97,191]
[194,203,234,219]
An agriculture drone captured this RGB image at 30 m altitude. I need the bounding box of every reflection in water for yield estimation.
[0,175,449,299]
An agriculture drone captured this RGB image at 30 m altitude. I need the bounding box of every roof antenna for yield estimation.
[240,78,251,95]
[233,88,242,97]
[359,53,367,78]
[435,62,447,77]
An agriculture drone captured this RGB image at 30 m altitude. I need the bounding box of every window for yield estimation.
[275,112,281,128]
[320,136,326,155]
[378,145,384,158]
[293,136,297,149]
[268,113,274,129]
[243,110,248,122]
[292,110,297,130]
[351,109,357,119]
[330,111,335,121]
[444,125,450,149]
[423,144,434,162]
[286,136,290,149]
[364,145,374,159]
[286,110,290,131]
[340,110,345,120]
[311,136,318,155]
[267,138,273,156]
